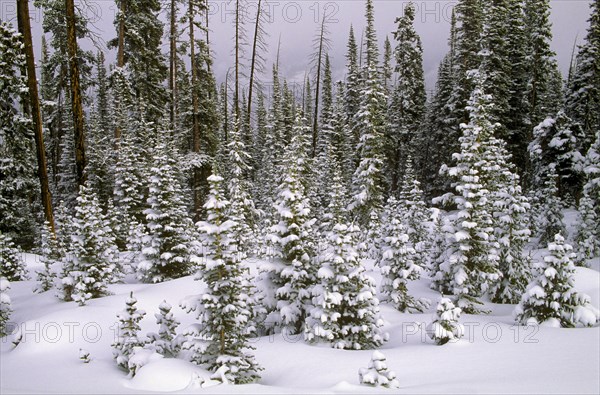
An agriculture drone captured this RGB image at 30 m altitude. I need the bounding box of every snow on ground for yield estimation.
[1,251,599,394]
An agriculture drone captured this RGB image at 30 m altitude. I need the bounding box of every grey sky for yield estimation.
[0,0,591,94]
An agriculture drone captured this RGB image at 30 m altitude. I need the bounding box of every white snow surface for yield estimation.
[1,250,599,394]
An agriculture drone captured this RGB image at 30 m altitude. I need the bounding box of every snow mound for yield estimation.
[125,358,215,392]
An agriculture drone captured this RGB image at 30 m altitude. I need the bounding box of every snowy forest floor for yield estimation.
[1,210,599,394]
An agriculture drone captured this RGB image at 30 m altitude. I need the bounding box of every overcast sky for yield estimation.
[1,0,592,94]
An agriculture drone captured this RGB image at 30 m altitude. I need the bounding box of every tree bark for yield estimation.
[66,0,87,188]
[312,15,326,158]
[115,0,126,145]
[189,0,202,220]
[247,0,263,128]
[17,0,56,235]
[169,0,177,130]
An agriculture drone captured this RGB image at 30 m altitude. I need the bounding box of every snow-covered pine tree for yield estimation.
[270,113,317,335]
[182,173,261,384]
[0,22,38,248]
[536,165,567,246]
[426,297,464,345]
[379,196,429,313]
[582,130,599,214]
[0,232,27,281]
[398,156,431,265]
[112,292,146,373]
[515,234,600,327]
[435,74,502,313]
[35,222,60,293]
[60,185,120,305]
[147,300,181,357]
[226,123,258,256]
[490,174,533,304]
[358,351,400,388]
[0,277,11,337]
[349,0,387,225]
[138,142,195,283]
[565,0,600,152]
[343,25,361,174]
[428,211,450,288]
[306,164,387,349]
[388,1,426,191]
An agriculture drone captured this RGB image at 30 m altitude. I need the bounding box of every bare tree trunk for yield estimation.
[247,0,263,127]
[169,0,177,131]
[189,0,202,220]
[17,0,55,235]
[66,0,87,188]
[234,0,240,121]
[312,15,326,158]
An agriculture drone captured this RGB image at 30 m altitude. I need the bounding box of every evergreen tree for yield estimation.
[575,192,599,266]
[0,232,28,281]
[59,185,119,305]
[0,22,38,247]
[0,277,11,337]
[35,222,60,293]
[358,351,400,388]
[138,142,195,283]
[536,165,567,246]
[426,298,464,345]
[388,2,426,191]
[306,166,387,349]
[147,300,182,357]
[582,130,600,213]
[112,292,146,373]
[182,174,261,384]
[491,174,533,304]
[435,75,502,313]
[565,0,600,151]
[379,197,429,313]
[515,234,600,327]
[270,114,317,334]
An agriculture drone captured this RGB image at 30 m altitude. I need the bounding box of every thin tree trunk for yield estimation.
[312,15,326,158]
[205,0,211,71]
[247,0,263,127]
[17,0,55,235]
[234,0,240,121]
[189,0,202,220]
[66,0,87,188]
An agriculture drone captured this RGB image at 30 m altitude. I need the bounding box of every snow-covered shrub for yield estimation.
[380,196,429,313]
[514,234,600,327]
[358,351,400,388]
[127,347,163,378]
[0,232,28,281]
[112,292,146,373]
[146,300,182,357]
[0,277,11,337]
[575,191,599,266]
[426,298,464,345]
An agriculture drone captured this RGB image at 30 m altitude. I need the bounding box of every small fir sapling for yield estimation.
[426,297,465,345]
[0,277,11,337]
[514,234,600,328]
[358,351,400,388]
[112,292,146,374]
[146,300,182,357]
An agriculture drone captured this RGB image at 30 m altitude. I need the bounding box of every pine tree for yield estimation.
[536,166,567,246]
[0,22,38,247]
[344,25,361,170]
[270,113,317,334]
[60,185,119,305]
[112,292,146,373]
[0,277,11,337]
[0,232,27,281]
[182,174,261,384]
[349,0,387,224]
[426,298,464,345]
[565,0,600,151]
[147,300,182,357]
[575,192,599,266]
[388,2,426,191]
[435,75,502,313]
[306,166,387,349]
[379,196,429,313]
[491,174,533,304]
[138,142,195,283]
[582,130,600,214]
[35,222,60,293]
[358,351,400,388]
[515,234,600,327]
